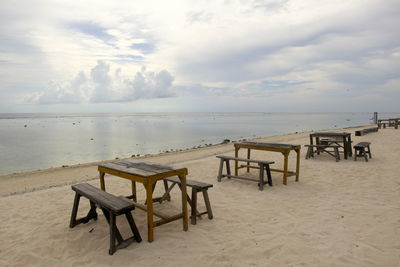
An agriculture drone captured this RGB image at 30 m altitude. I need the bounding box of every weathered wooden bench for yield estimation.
[70,183,142,255]
[305,144,340,162]
[354,142,372,162]
[216,155,274,191]
[159,177,213,225]
[355,127,378,136]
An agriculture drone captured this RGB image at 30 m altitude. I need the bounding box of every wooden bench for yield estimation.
[355,127,378,136]
[159,177,213,225]
[354,142,372,162]
[70,183,142,255]
[305,144,340,162]
[216,155,274,191]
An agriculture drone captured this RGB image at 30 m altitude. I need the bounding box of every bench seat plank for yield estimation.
[72,183,134,215]
[216,155,274,165]
[164,176,213,190]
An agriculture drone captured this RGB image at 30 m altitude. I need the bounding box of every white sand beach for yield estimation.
[0,125,399,266]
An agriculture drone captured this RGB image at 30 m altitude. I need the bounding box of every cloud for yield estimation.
[130,43,155,54]
[26,61,175,104]
[68,22,114,42]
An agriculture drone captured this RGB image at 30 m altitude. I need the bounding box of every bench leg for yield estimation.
[258,163,264,191]
[125,212,142,243]
[101,208,124,253]
[109,212,117,255]
[305,146,313,159]
[162,179,171,201]
[176,184,198,225]
[226,159,231,177]
[265,164,273,186]
[334,147,340,162]
[202,190,213,220]
[367,145,372,158]
[69,192,81,228]
[363,148,368,162]
[191,188,198,225]
[70,193,98,228]
[160,181,176,203]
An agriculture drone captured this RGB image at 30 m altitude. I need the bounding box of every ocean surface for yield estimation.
[0,112,398,175]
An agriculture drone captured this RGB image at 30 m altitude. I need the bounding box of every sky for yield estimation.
[0,0,399,113]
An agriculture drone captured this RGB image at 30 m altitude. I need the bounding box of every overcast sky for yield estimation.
[0,0,399,113]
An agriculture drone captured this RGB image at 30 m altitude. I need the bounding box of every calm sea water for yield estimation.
[0,112,397,175]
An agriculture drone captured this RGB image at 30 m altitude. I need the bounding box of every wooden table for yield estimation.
[98,159,188,242]
[309,132,352,159]
[234,142,301,185]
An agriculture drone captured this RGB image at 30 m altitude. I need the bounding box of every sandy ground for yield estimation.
[0,125,399,266]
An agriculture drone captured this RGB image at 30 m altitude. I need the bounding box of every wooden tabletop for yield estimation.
[234,141,299,149]
[99,159,187,178]
[310,132,350,137]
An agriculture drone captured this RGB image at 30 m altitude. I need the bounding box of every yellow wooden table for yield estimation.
[98,159,188,242]
[234,142,301,185]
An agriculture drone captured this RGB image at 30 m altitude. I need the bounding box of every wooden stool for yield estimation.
[70,183,142,255]
[160,177,213,225]
[354,142,372,162]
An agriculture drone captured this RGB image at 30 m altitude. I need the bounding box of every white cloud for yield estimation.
[26,61,175,104]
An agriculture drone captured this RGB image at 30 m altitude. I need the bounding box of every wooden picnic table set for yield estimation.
[378,118,400,129]
[305,131,372,162]
[69,159,214,254]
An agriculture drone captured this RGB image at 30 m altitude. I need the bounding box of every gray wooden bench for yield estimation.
[354,142,372,162]
[160,177,213,225]
[70,183,142,255]
[216,155,274,191]
[355,127,378,136]
[305,144,340,162]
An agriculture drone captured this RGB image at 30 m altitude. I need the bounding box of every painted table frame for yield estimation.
[98,159,188,242]
[233,142,301,185]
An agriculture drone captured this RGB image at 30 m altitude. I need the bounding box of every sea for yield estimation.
[0,112,398,176]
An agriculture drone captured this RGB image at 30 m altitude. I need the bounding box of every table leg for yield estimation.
[247,148,251,173]
[235,147,239,176]
[146,181,154,242]
[348,135,353,157]
[342,136,348,159]
[99,171,105,191]
[283,152,289,185]
[295,148,300,182]
[178,174,189,231]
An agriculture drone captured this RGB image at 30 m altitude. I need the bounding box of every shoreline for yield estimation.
[0,124,371,178]
[0,124,371,197]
